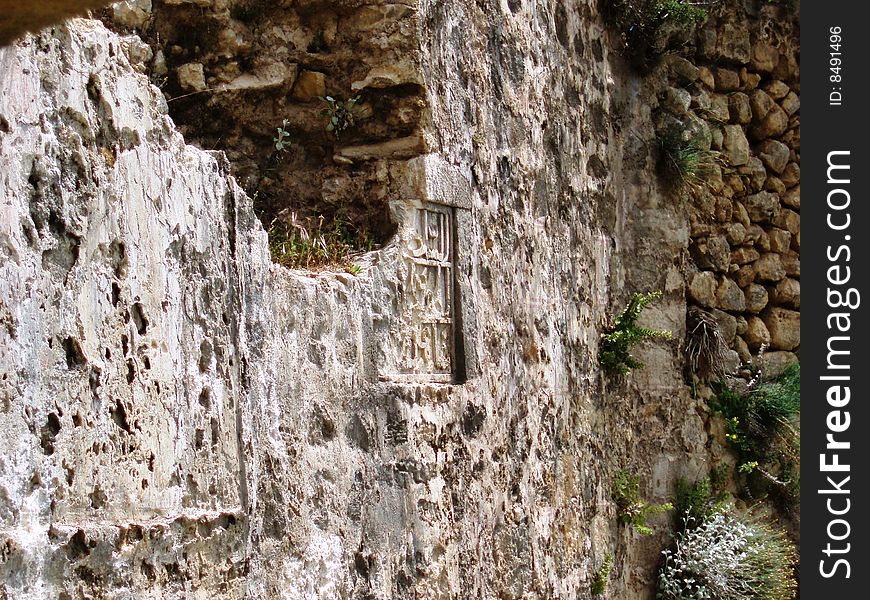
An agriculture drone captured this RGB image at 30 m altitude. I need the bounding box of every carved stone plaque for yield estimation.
[391,203,455,382]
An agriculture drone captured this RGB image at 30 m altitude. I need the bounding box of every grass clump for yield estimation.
[658,509,797,600]
[674,476,728,529]
[600,291,672,376]
[657,125,719,189]
[267,212,372,272]
[613,470,673,536]
[591,553,613,596]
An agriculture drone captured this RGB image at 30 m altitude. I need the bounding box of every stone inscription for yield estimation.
[394,203,454,382]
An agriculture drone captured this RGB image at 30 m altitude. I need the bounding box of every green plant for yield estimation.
[713,364,800,459]
[675,476,727,528]
[600,291,672,376]
[710,364,800,508]
[319,95,361,137]
[739,461,759,474]
[613,470,673,536]
[267,212,373,270]
[347,263,362,275]
[601,0,712,68]
[752,364,801,431]
[658,509,797,600]
[655,0,707,25]
[591,553,613,596]
[656,126,718,188]
[273,119,291,153]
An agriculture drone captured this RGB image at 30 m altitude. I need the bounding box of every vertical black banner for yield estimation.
[802,2,869,596]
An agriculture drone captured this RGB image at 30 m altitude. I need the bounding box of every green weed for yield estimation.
[657,126,718,189]
[601,0,710,69]
[613,470,673,536]
[710,364,800,509]
[273,119,291,153]
[600,291,672,376]
[267,212,373,270]
[319,95,361,137]
[591,553,613,596]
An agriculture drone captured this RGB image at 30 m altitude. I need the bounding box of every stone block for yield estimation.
[714,68,741,92]
[744,283,768,313]
[772,278,800,309]
[292,70,327,101]
[763,307,800,350]
[691,235,731,273]
[716,278,746,312]
[749,104,789,140]
[745,317,771,350]
[688,271,718,307]
[757,139,790,174]
[743,191,780,224]
[722,125,749,166]
[728,92,752,124]
[176,62,206,92]
[768,228,791,253]
[754,253,786,283]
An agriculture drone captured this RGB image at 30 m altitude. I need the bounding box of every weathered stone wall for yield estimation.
[0,21,251,597]
[0,1,798,598]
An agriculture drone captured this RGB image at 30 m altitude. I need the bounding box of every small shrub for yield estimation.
[600,291,672,376]
[591,553,613,596]
[267,212,373,270]
[656,0,707,25]
[601,0,712,68]
[319,95,361,137]
[613,470,673,536]
[658,510,797,600]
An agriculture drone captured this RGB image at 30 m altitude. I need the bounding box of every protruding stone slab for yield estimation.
[388,202,455,382]
[338,134,425,162]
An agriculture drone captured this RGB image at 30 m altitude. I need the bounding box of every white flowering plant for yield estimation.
[657,510,796,600]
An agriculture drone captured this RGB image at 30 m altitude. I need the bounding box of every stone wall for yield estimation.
[655,2,801,375]
[0,1,798,598]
